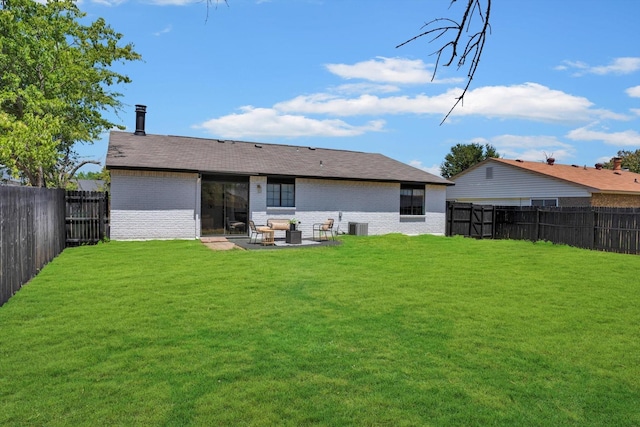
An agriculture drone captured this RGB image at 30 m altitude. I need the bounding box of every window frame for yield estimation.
[267,177,296,207]
[400,184,425,216]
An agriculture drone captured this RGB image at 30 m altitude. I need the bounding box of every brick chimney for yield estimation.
[613,157,622,171]
[134,104,147,136]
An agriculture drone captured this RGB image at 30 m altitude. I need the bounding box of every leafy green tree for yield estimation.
[440,142,499,178]
[603,149,640,173]
[0,0,140,187]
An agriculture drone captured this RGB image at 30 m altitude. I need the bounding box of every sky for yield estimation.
[75,0,640,176]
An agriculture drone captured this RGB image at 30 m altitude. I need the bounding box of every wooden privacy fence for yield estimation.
[65,191,109,246]
[447,202,640,255]
[1,188,110,306]
[1,186,66,306]
[446,202,494,239]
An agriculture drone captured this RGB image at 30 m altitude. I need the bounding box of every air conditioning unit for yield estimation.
[348,222,368,236]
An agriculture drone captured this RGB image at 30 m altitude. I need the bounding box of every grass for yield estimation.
[0,234,638,426]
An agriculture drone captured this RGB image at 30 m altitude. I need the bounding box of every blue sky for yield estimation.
[77,0,640,176]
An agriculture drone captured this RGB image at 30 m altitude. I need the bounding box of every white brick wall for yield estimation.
[110,170,200,240]
[249,177,446,237]
[111,172,447,240]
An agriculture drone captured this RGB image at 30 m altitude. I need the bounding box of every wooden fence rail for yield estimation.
[447,202,640,255]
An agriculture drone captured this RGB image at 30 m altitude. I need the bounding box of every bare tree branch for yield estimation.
[204,0,229,23]
[397,0,491,124]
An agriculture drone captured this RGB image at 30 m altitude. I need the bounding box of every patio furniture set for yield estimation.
[249,218,335,246]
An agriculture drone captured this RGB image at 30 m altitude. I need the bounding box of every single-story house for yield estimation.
[446,157,640,207]
[105,106,453,240]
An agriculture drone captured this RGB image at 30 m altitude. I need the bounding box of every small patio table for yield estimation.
[258,227,275,246]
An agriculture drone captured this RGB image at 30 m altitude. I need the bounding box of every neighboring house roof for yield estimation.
[76,179,105,191]
[106,131,453,185]
[454,158,640,195]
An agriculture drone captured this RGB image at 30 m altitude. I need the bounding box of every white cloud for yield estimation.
[275,83,623,124]
[195,106,385,138]
[626,85,640,98]
[456,83,627,122]
[89,0,127,5]
[325,57,461,85]
[332,83,401,95]
[144,0,196,5]
[566,126,640,146]
[557,57,640,76]
[480,134,575,163]
[274,92,451,116]
[153,25,173,36]
[591,57,640,75]
[409,160,442,177]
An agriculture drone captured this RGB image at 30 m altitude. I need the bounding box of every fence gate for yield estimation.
[65,191,109,246]
[446,202,495,238]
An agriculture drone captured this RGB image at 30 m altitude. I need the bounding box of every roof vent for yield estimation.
[546,157,555,166]
[308,147,316,150]
[571,164,579,168]
[255,144,262,148]
[595,163,603,170]
[134,104,147,136]
[516,159,524,163]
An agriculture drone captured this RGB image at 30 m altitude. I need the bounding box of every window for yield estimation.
[400,185,425,215]
[267,178,295,207]
[531,198,557,207]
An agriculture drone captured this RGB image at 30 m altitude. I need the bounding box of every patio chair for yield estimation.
[313,218,335,241]
[248,220,265,244]
[226,217,245,233]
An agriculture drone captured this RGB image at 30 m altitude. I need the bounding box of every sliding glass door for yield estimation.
[201,176,248,236]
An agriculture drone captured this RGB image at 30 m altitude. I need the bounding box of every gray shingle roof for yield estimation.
[106,131,452,185]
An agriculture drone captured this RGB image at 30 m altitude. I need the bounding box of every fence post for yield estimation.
[446,201,451,236]
[591,208,597,250]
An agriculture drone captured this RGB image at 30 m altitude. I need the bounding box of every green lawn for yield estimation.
[0,235,638,426]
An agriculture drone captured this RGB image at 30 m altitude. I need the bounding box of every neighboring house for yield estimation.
[76,179,106,192]
[447,157,640,207]
[105,106,453,240]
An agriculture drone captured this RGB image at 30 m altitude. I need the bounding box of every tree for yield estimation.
[603,150,640,173]
[0,0,140,187]
[440,142,499,178]
[397,0,491,124]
